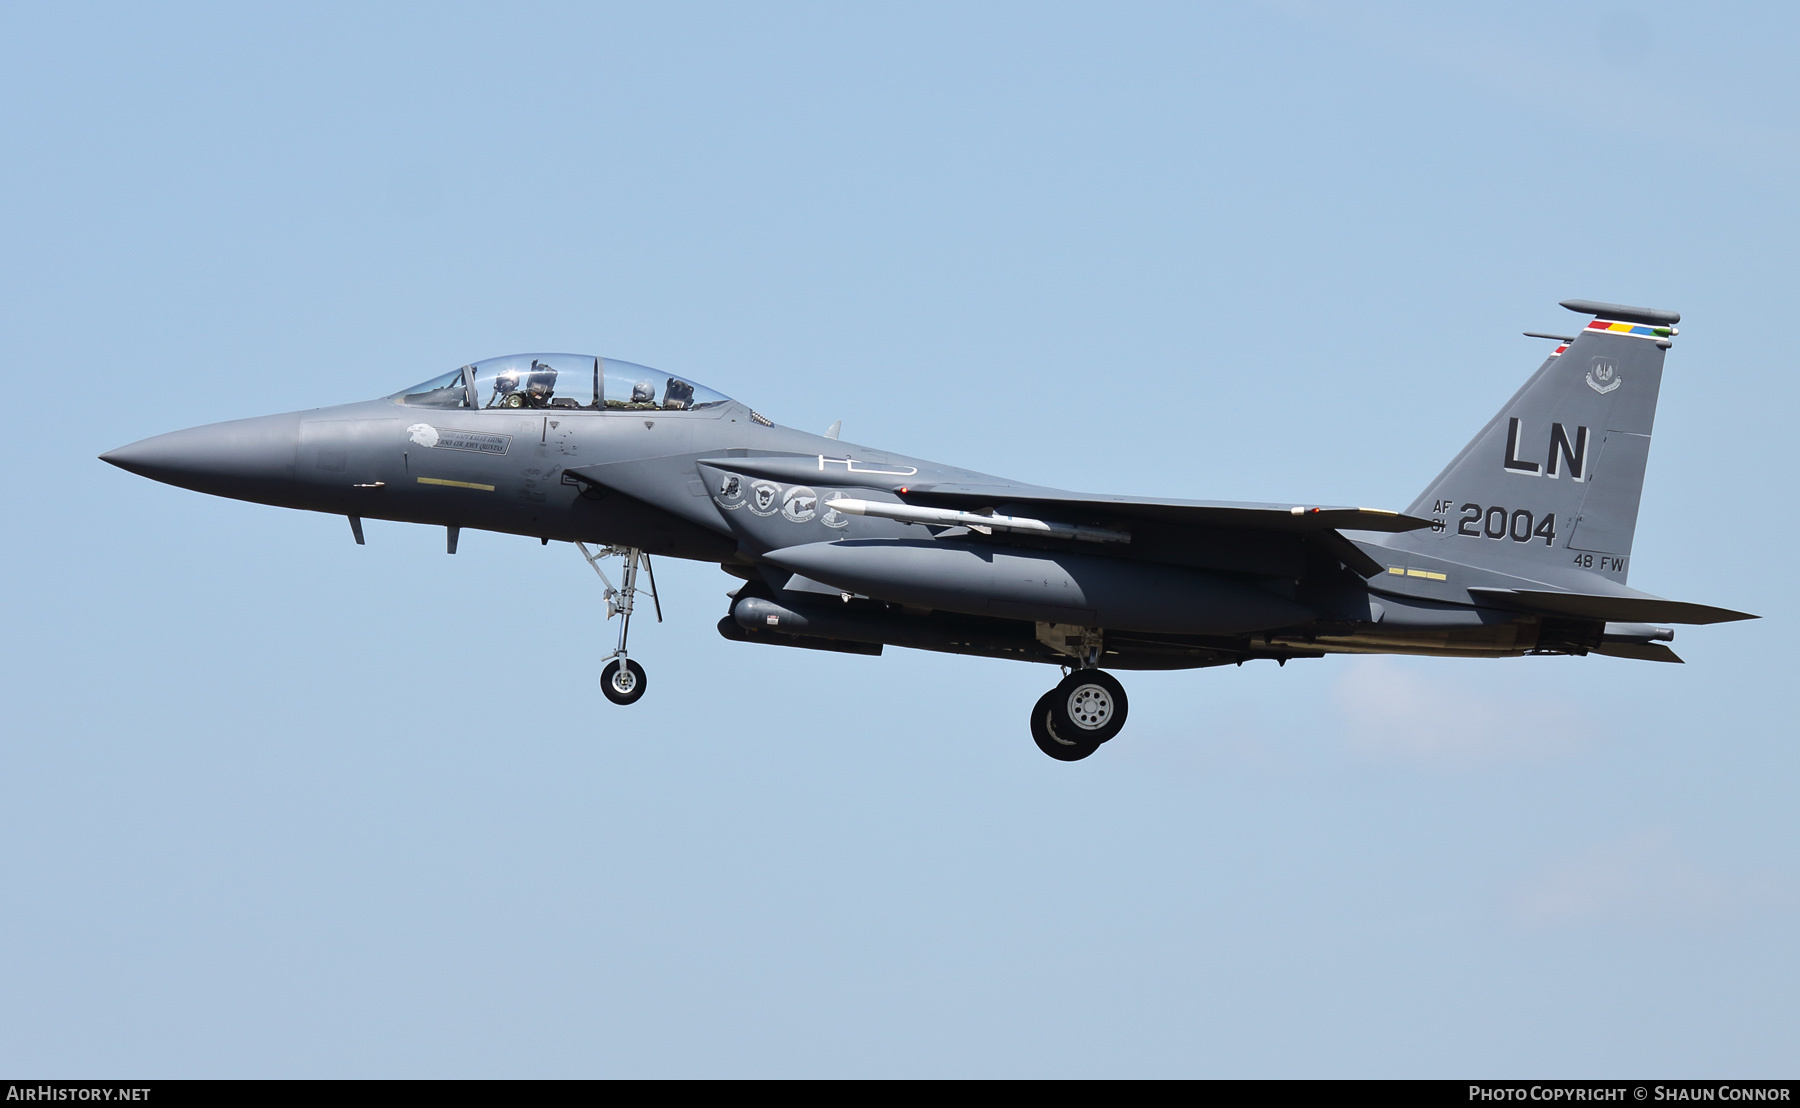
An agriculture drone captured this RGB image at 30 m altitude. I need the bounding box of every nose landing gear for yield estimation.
[578,542,660,705]
[1030,667,1129,761]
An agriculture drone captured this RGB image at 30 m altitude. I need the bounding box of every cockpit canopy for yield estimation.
[394,354,732,412]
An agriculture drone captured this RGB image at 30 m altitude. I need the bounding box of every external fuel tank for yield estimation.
[763,539,1313,634]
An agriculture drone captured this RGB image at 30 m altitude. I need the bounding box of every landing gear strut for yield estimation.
[578,542,661,706]
[1030,667,1129,761]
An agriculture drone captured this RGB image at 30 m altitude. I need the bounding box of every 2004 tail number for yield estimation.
[1455,503,1556,545]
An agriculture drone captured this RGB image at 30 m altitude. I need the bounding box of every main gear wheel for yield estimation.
[1047,668,1127,744]
[1030,690,1100,761]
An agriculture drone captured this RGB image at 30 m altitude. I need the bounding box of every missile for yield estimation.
[827,497,1130,544]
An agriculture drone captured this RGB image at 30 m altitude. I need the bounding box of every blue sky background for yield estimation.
[2,1,1795,1077]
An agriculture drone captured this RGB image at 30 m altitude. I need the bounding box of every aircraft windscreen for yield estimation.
[395,368,471,408]
[393,355,731,412]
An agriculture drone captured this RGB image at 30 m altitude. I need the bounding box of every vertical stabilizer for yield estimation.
[1391,300,1678,585]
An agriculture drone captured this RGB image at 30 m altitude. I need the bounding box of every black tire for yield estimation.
[1048,669,1128,743]
[1031,690,1100,761]
[600,658,647,705]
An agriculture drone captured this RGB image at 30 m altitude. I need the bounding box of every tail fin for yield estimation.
[1394,299,1678,585]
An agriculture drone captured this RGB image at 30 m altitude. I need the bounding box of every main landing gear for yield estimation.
[578,542,661,705]
[1030,667,1129,761]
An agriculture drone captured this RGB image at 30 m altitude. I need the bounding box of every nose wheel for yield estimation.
[601,658,648,705]
[1030,668,1128,761]
[578,542,661,706]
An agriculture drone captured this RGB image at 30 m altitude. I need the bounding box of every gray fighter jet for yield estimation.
[102,300,1755,760]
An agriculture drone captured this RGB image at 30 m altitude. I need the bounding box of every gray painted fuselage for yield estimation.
[91,405,1639,671]
[102,304,1752,678]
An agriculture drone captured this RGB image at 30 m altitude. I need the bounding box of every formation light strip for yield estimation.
[1387,566,1448,581]
[417,477,495,492]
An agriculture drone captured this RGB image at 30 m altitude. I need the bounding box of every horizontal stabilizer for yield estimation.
[1590,641,1684,663]
[1469,587,1756,625]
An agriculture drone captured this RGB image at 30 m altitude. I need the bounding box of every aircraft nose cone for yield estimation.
[101,412,300,503]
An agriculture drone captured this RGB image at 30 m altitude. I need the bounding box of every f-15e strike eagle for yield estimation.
[103,299,1754,760]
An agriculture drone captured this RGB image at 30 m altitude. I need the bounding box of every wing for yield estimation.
[898,485,1431,579]
[695,454,1428,579]
[697,456,1432,534]
[897,482,1433,535]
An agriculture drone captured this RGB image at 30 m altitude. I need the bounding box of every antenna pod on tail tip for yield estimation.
[1559,299,1680,326]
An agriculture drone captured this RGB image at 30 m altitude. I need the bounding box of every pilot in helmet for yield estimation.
[525,359,558,405]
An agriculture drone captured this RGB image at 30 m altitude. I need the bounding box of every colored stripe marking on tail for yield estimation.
[1586,319,1677,338]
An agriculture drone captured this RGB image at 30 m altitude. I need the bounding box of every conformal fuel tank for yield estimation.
[763,539,1313,634]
